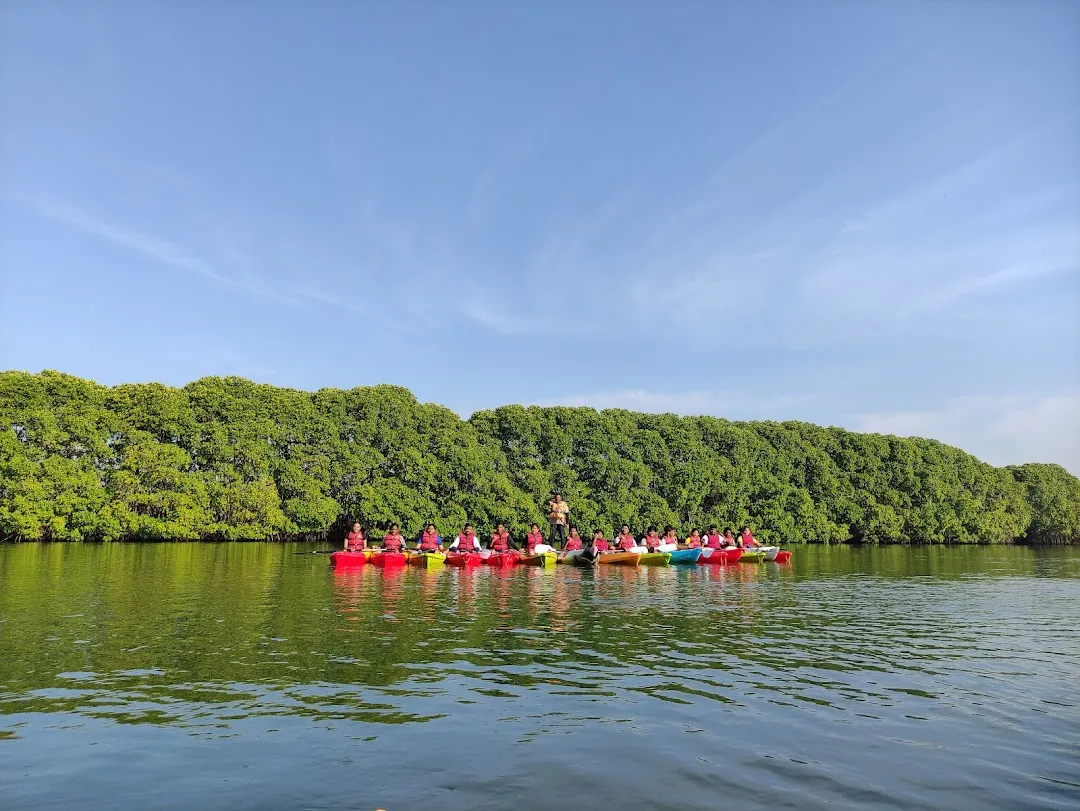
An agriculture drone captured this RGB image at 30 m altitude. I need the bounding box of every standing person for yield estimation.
[548,492,569,548]
[344,522,366,551]
[416,523,442,551]
[449,524,481,552]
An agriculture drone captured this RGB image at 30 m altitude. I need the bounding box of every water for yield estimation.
[1,544,1078,811]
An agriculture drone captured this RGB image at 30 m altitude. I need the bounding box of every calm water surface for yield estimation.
[1,544,1078,810]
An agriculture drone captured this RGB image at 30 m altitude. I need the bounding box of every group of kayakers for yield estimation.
[344,521,760,556]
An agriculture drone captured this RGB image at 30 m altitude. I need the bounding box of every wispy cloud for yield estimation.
[25,198,234,284]
[851,392,1080,473]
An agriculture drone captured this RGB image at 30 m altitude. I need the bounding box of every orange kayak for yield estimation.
[597,551,641,566]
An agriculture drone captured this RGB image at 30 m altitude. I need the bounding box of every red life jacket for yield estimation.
[741,531,756,547]
[687,536,701,548]
[419,530,440,551]
[490,531,510,553]
[526,532,543,551]
[382,533,403,552]
[593,537,610,552]
[617,534,636,550]
[563,537,582,551]
[457,532,478,551]
[705,534,723,549]
[644,536,660,550]
[346,531,364,551]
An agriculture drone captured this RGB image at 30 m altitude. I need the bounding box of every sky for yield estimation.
[1,1,1077,472]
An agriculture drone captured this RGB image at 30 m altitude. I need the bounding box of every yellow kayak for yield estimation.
[638,552,672,566]
[739,549,766,563]
[521,551,557,567]
[408,551,446,568]
[597,552,641,567]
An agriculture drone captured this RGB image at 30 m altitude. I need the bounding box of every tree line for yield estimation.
[1,370,1077,544]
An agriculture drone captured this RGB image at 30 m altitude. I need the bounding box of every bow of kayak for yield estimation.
[639,552,671,566]
[369,551,409,567]
[521,551,557,567]
[409,551,446,568]
[669,548,703,565]
[330,550,367,567]
[446,552,483,567]
[739,549,766,563]
[482,551,520,567]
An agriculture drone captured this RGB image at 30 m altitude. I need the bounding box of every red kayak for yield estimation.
[329,551,367,567]
[482,551,519,568]
[698,548,743,565]
[446,552,483,567]
[369,551,408,568]
[774,550,792,564]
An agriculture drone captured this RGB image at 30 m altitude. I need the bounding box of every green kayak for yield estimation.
[739,549,766,563]
[638,552,672,566]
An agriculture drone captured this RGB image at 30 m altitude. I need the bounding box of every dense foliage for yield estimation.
[1,371,1077,544]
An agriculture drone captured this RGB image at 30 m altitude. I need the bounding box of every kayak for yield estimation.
[773,550,792,563]
[409,551,446,568]
[521,551,557,567]
[557,550,582,564]
[597,551,642,567]
[639,552,672,566]
[329,550,367,567]
[669,548,703,565]
[369,551,408,568]
[482,551,519,568]
[739,549,766,563]
[759,546,779,560]
[699,548,743,564]
[446,552,483,567]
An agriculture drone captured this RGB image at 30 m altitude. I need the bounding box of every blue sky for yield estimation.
[2,1,1077,472]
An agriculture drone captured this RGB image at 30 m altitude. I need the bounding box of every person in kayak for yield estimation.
[684,528,702,548]
[416,523,442,552]
[344,522,366,551]
[723,528,738,547]
[578,528,610,563]
[563,526,583,551]
[660,526,680,552]
[703,526,723,548]
[641,526,662,551]
[525,523,548,554]
[615,525,637,551]
[381,523,406,552]
[449,523,481,552]
[489,523,515,553]
[740,526,759,548]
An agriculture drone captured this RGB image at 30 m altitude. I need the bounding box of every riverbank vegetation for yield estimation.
[2,371,1077,544]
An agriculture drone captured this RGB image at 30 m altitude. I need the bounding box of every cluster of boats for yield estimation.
[329,546,792,569]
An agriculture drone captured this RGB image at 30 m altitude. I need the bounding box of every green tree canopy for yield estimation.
[1,371,1076,544]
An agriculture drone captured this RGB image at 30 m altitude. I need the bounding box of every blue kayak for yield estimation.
[669,548,703,565]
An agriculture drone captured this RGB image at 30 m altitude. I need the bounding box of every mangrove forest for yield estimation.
[1,370,1078,544]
